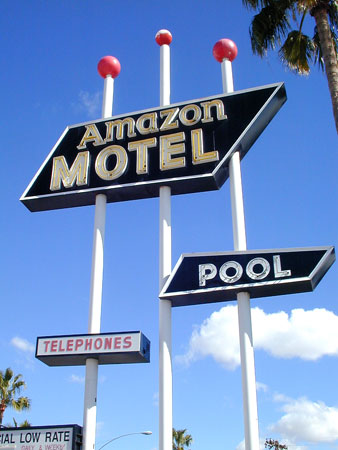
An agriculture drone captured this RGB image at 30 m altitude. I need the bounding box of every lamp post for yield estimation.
[97,431,152,450]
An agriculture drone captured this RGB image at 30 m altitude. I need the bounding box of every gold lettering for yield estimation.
[160,108,179,131]
[200,99,227,123]
[105,117,136,142]
[95,145,128,181]
[128,138,157,175]
[160,132,186,171]
[179,104,201,126]
[191,129,219,165]
[136,112,159,135]
[77,124,104,149]
[50,151,90,191]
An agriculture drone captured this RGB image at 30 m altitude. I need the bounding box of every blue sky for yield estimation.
[1,2,337,450]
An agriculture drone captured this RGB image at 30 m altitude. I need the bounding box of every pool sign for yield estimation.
[36,331,150,366]
[21,83,286,212]
[160,246,335,307]
[0,425,82,450]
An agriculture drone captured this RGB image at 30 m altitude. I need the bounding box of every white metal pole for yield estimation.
[159,185,172,450]
[102,75,114,118]
[83,190,107,450]
[214,39,260,450]
[221,59,234,95]
[83,56,120,450]
[156,29,173,450]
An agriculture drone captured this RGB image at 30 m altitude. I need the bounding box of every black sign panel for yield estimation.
[21,83,286,211]
[159,247,335,307]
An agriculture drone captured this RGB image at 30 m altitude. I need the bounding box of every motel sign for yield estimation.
[21,83,286,212]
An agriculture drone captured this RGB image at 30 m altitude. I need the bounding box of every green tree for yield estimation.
[0,368,31,426]
[4,418,31,428]
[172,429,193,450]
[243,0,338,133]
[265,438,288,450]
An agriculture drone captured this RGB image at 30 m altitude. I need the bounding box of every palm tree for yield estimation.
[172,428,193,450]
[243,0,338,133]
[265,438,288,450]
[0,368,31,426]
[4,418,31,428]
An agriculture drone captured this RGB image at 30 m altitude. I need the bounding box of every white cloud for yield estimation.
[69,374,85,384]
[69,374,106,384]
[270,397,338,444]
[11,336,35,354]
[254,308,338,360]
[153,391,159,407]
[235,439,245,450]
[99,375,107,384]
[176,306,338,369]
[96,421,104,434]
[77,90,101,117]
[256,381,268,392]
[236,437,267,450]
[273,392,292,404]
[175,305,240,369]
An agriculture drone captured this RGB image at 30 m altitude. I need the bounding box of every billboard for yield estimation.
[160,247,335,306]
[21,83,286,211]
[0,425,82,450]
[36,332,150,366]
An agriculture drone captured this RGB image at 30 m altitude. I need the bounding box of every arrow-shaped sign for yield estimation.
[21,83,286,212]
[159,247,335,307]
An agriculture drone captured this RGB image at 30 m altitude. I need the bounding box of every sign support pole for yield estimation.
[213,39,260,450]
[156,29,173,450]
[83,57,121,450]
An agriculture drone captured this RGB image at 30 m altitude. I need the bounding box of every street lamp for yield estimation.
[97,431,152,450]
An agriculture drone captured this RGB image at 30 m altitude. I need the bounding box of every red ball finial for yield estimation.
[155,29,172,46]
[97,56,121,78]
[213,39,238,62]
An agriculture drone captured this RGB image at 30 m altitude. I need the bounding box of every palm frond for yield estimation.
[327,0,338,28]
[19,420,31,428]
[250,0,294,55]
[279,30,315,73]
[13,375,23,384]
[5,418,31,428]
[4,369,14,383]
[242,0,271,9]
[313,28,326,69]
[172,428,192,450]
[0,368,30,425]
[11,397,30,412]
[313,25,338,70]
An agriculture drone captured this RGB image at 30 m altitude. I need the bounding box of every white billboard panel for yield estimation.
[0,425,82,450]
[36,332,150,366]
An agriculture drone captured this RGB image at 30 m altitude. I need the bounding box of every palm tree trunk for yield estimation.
[311,4,338,134]
[0,403,5,425]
